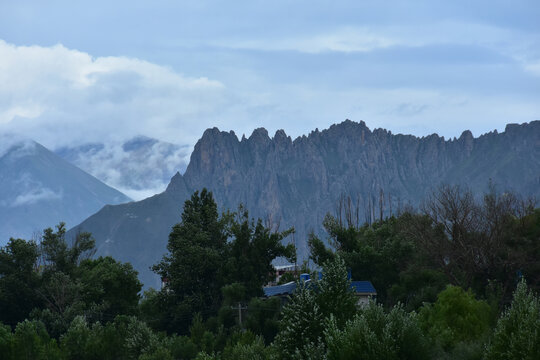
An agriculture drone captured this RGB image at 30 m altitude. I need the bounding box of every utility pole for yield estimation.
[293,231,297,274]
[231,303,248,327]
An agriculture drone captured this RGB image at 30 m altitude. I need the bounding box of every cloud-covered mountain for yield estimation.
[69,120,540,289]
[56,136,190,200]
[0,136,131,245]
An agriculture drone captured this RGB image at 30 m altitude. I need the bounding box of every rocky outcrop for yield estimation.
[69,120,540,288]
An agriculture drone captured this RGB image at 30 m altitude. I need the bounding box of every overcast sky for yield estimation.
[1,0,539,151]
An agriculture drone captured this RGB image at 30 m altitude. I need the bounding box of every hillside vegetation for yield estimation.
[1,186,539,359]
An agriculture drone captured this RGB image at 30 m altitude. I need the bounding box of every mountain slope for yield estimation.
[0,138,131,244]
[69,120,540,288]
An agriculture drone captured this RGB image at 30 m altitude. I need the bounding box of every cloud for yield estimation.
[0,134,36,159]
[11,187,62,206]
[220,27,396,53]
[214,21,540,74]
[57,137,190,200]
[0,40,227,149]
[523,62,540,76]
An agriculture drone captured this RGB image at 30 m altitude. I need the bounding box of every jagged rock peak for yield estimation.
[201,127,221,138]
[250,128,270,140]
[200,127,240,142]
[165,171,185,192]
[274,129,287,139]
[273,129,292,144]
[459,130,473,140]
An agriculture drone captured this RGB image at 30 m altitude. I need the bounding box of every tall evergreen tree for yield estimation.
[152,189,228,333]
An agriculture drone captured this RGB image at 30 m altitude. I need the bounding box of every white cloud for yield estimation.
[0,40,227,149]
[216,21,540,75]
[523,62,540,76]
[11,188,62,206]
[59,137,190,200]
[222,27,396,53]
[0,134,36,159]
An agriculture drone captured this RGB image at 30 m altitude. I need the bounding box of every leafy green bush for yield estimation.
[419,285,492,351]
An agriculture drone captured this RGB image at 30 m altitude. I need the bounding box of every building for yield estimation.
[262,273,377,307]
[271,264,297,285]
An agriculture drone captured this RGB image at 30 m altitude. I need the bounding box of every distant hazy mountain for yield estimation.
[56,136,190,200]
[0,136,131,245]
[69,120,540,288]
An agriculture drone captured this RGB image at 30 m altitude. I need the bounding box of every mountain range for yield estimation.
[0,137,131,245]
[68,120,540,288]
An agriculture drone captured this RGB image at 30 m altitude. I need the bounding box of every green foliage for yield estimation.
[307,232,334,266]
[41,223,95,276]
[31,239,141,337]
[316,256,357,328]
[388,266,448,311]
[310,186,540,311]
[60,315,173,360]
[245,297,282,344]
[485,280,540,360]
[152,189,295,334]
[167,334,198,359]
[0,322,13,358]
[273,281,324,359]
[77,256,142,318]
[310,214,435,307]
[0,238,42,327]
[224,207,295,298]
[419,285,492,350]
[221,335,270,360]
[325,303,430,360]
[273,256,357,358]
[152,189,229,333]
[2,188,539,360]
[11,320,62,360]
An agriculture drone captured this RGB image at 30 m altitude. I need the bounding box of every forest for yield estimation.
[0,185,539,360]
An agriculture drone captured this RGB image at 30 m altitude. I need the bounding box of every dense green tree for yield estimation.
[309,213,440,307]
[0,322,13,358]
[31,271,85,338]
[10,320,62,360]
[40,223,95,276]
[272,281,324,360]
[325,302,430,360]
[485,280,540,360]
[152,189,228,333]
[273,256,357,359]
[0,238,42,327]
[224,206,295,298]
[221,334,271,360]
[77,256,142,319]
[419,285,492,358]
[152,189,295,334]
[60,315,174,360]
[316,256,357,328]
[244,297,282,344]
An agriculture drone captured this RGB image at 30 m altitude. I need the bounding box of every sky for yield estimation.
[0,0,539,168]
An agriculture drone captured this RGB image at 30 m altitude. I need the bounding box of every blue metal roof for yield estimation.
[263,280,376,297]
[263,281,297,296]
[350,281,377,294]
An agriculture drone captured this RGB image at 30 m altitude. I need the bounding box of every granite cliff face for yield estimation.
[69,120,540,288]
